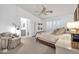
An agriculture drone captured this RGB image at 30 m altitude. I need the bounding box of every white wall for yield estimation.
[0,4,19,33]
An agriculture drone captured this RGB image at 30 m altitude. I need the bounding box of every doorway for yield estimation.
[20,17,31,37]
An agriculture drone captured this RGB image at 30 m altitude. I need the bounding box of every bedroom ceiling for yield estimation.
[17,4,76,19]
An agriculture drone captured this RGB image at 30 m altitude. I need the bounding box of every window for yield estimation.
[46,21,52,31]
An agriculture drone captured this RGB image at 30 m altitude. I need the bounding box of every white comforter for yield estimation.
[36,32,62,44]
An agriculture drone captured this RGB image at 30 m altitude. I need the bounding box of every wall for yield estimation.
[0,4,19,33]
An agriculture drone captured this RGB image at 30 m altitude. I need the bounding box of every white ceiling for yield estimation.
[17,4,76,19]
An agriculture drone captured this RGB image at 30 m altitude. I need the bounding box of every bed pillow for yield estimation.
[52,27,66,35]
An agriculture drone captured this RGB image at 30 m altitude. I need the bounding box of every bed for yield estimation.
[36,32,62,48]
[36,27,67,48]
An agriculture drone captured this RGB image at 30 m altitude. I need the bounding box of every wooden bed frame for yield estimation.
[36,37,56,49]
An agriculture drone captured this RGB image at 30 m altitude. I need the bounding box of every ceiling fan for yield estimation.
[39,5,53,15]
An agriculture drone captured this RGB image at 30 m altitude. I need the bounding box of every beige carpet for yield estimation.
[0,37,55,54]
